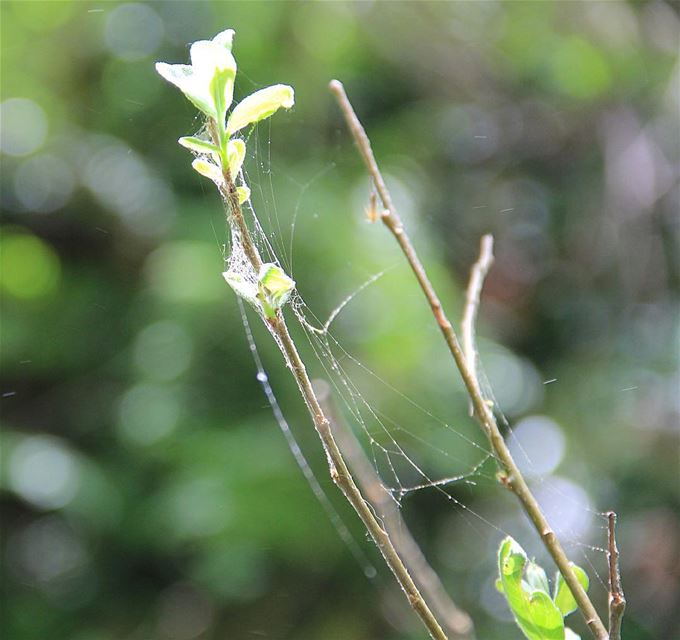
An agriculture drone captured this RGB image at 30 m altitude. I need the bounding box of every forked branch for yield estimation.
[329,79,610,640]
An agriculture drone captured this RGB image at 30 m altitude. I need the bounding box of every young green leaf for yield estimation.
[526,590,564,640]
[189,39,237,81]
[236,185,250,204]
[156,31,238,122]
[191,158,222,184]
[155,63,215,117]
[222,271,258,308]
[210,66,236,131]
[553,564,589,617]
[212,28,235,51]
[178,136,220,156]
[257,263,295,319]
[227,139,246,178]
[226,84,295,135]
[525,560,550,595]
[498,536,565,640]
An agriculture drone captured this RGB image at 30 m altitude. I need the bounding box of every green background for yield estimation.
[1,2,678,639]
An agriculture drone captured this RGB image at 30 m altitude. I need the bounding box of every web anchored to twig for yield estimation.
[329,79,625,640]
[157,29,626,639]
[157,30,453,639]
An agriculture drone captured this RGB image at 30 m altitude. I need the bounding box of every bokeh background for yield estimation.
[1,2,678,639]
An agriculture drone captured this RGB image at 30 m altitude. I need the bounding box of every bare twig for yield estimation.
[209,122,449,640]
[461,234,494,414]
[315,379,475,640]
[607,511,626,640]
[329,79,610,640]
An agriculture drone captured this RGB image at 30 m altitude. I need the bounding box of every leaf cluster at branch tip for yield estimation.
[155,29,294,196]
[496,536,589,640]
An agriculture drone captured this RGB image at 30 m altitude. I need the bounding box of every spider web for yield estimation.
[212,119,614,618]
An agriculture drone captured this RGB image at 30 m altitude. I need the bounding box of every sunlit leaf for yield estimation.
[178,136,220,156]
[227,139,246,178]
[257,263,295,319]
[236,185,250,204]
[156,31,238,123]
[498,536,565,640]
[526,560,550,595]
[553,564,589,617]
[155,63,215,117]
[191,158,222,184]
[212,28,235,51]
[226,84,294,135]
[210,66,235,129]
[189,40,237,79]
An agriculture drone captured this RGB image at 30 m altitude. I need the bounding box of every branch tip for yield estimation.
[461,233,495,413]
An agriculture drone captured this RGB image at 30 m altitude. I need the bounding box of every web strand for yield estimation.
[225,127,612,600]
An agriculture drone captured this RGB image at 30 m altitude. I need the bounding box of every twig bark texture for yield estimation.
[329,79,610,640]
[607,512,626,640]
[209,123,449,640]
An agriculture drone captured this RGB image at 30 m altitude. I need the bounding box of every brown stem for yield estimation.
[461,234,494,416]
[315,379,475,640]
[329,79,610,640]
[209,121,449,640]
[208,119,262,271]
[607,512,626,640]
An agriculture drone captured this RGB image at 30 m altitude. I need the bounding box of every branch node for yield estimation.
[607,511,626,640]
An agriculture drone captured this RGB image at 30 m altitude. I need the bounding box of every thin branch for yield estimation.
[461,234,494,415]
[315,379,475,640]
[607,511,626,640]
[209,121,449,640]
[207,119,262,271]
[329,80,610,640]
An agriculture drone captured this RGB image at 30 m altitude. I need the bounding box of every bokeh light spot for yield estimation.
[105,3,164,62]
[14,154,75,213]
[548,36,612,100]
[145,241,224,303]
[117,383,181,446]
[8,436,80,510]
[533,477,594,540]
[8,516,89,592]
[133,320,193,382]
[481,345,543,417]
[0,98,48,157]
[508,415,566,478]
[163,477,231,540]
[0,230,61,300]
[82,135,176,237]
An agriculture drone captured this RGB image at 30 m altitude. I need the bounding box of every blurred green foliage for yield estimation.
[1,2,678,640]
